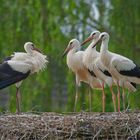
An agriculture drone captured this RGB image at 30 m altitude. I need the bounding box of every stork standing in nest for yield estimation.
[81,31,115,112]
[63,39,102,112]
[0,42,48,113]
[91,32,137,112]
[81,31,135,112]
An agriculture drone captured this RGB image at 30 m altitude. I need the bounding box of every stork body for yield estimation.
[63,39,101,111]
[92,32,137,111]
[0,42,48,113]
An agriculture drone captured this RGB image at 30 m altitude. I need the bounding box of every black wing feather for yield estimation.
[119,65,140,78]
[103,70,112,77]
[98,68,112,77]
[3,56,13,62]
[130,82,137,88]
[88,69,96,77]
[0,63,30,89]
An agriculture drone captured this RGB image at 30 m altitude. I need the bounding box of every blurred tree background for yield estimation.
[0,0,140,113]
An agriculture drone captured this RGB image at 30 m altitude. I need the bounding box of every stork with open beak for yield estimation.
[63,39,102,112]
[0,42,48,113]
[81,31,117,112]
[91,32,137,112]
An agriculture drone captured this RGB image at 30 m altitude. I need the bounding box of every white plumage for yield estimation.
[63,38,101,111]
[97,33,137,87]
[8,43,48,74]
[0,42,48,113]
[81,31,116,112]
[63,39,101,88]
[92,32,138,111]
[111,54,136,71]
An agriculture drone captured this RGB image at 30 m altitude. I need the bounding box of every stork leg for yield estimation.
[101,83,105,112]
[122,83,125,110]
[110,86,117,112]
[74,85,79,112]
[88,85,92,112]
[16,87,21,114]
[116,81,121,112]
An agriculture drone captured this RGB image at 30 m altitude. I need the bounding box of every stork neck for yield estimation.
[24,47,33,55]
[100,40,109,53]
[68,47,77,55]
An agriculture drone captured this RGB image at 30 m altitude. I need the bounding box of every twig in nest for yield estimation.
[92,127,103,140]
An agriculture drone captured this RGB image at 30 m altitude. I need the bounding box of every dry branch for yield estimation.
[0,111,140,139]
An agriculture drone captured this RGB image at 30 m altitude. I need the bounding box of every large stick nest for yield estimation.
[0,111,140,139]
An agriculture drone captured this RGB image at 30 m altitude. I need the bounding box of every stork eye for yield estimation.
[70,42,73,45]
[30,44,34,49]
[101,35,105,38]
[91,33,96,36]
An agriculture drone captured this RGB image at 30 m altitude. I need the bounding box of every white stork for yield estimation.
[0,42,48,113]
[81,30,116,112]
[63,39,102,112]
[91,32,137,112]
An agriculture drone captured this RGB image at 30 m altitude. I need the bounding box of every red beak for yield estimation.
[33,47,42,53]
[81,36,94,46]
[62,45,73,57]
[92,38,102,48]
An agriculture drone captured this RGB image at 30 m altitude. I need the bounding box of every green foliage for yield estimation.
[0,0,140,113]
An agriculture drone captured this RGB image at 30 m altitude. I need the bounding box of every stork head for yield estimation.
[99,32,110,41]
[92,32,110,48]
[24,42,41,54]
[81,30,100,46]
[62,39,80,57]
